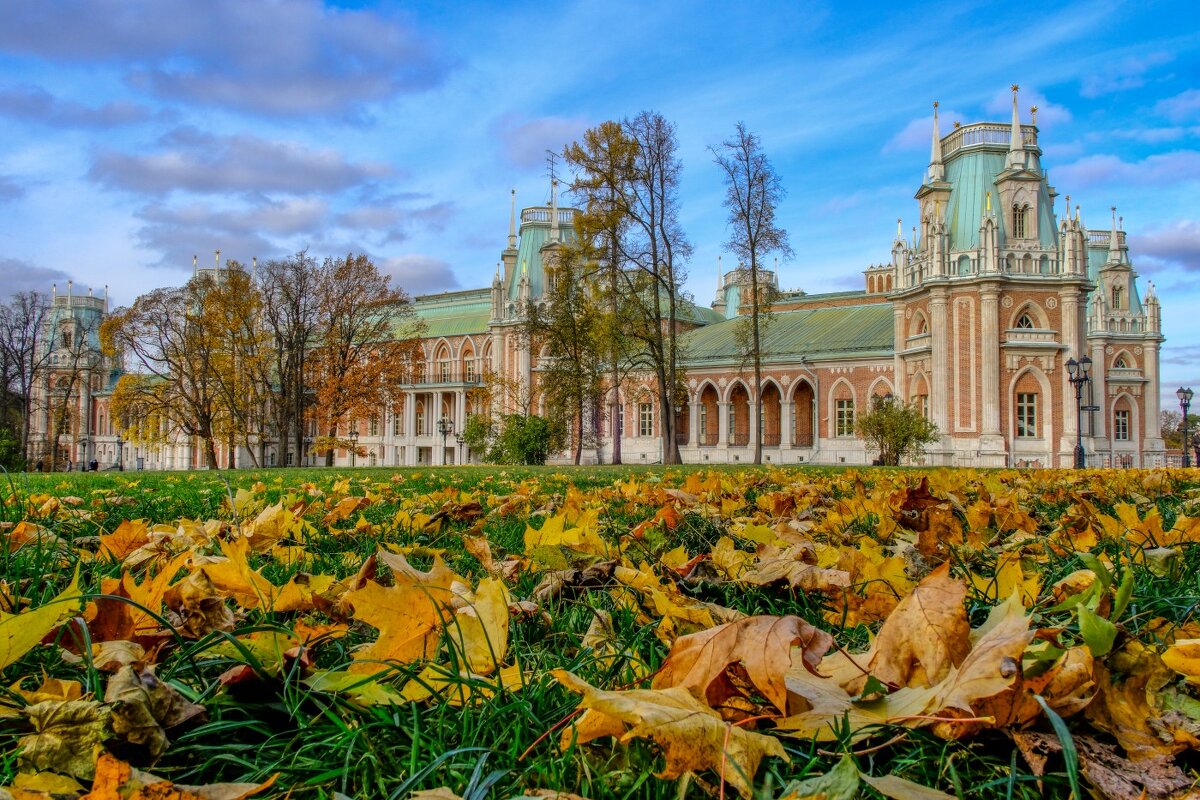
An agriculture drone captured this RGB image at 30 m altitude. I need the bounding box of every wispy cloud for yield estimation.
[491,113,592,169]
[1080,52,1173,98]
[1156,89,1200,123]
[89,127,393,196]
[0,0,452,117]
[1054,150,1200,189]
[882,109,966,154]
[0,257,71,298]
[0,175,25,202]
[0,84,168,128]
[377,254,460,294]
[1132,219,1200,272]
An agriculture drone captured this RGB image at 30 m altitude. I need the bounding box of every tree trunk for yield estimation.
[573,398,583,465]
[751,260,763,465]
[204,436,218,469]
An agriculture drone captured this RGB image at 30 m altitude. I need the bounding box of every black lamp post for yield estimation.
[1066,355,1092,469]
[1178,387,1194,467]
[437,417,454,463]
[455,432,465,465]
[115,435,124,471]
[348,425,359,467]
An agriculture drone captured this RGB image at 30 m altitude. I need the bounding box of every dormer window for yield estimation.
[1016,313,1035,329]
[1112,285,1123,310]
[1012,204,1028,239]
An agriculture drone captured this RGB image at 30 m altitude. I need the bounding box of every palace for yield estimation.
[33,88,1165,469]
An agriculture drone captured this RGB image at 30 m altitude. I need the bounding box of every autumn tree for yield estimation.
[563,121,642,464]
[0,291,52,463]
[306,253,423,466]
[855,394,939,466]
[102,272,237,468]
[259,250,322,467]
[564,112,692,464]
[205,264,273,467]
[712,122,793,465]
[523,244,606,464]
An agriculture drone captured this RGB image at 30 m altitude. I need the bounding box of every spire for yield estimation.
[507,189,517,250]
[67,279,72,301]
[549,178,560,243]
[896,218,902,240]
[192,254,197,276]
[1006,84,1025,170]
[928,101,945,182]
[215,249,221,270]
[1108,206,1122,263]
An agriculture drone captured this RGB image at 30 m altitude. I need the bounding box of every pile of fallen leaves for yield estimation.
[3,467,1200,799]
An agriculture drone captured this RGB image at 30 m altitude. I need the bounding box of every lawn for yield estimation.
[2,464,1200,800]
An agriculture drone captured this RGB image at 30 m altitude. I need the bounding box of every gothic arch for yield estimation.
[431,337,455,361]
[1110,392,1140,445]
[1007,365,1053,442]
[721,378,750,404]
[827,377,857,439]
[1008,302,1048,330]
[1111,349,1135,370]
[957,254,971,275]
[867,377,895,399]
[1021,253,1034,274]
[693,378,720,403]
[910,310,929,337]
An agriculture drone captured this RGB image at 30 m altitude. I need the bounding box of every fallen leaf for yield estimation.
[555,669,787,799]
[19,700,110,779]
[1,569,82,670]
[652,615,833,716]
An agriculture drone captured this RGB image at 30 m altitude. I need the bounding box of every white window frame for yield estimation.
[1114,409,1130,441]
[1016,393,1038,438]
[639,401,653,437]
[835,399,855,437]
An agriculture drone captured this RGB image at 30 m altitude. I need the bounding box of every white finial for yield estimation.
[1030,105,1038,126]
[717,255,723,292]
[215,249,221,269]
[508,189,517,249]
[928,101,944,182]
[896,218,902,239]
[67,279,72,300]
[192,254,197,276]
[87,286,92,297]
[52,282,57,298]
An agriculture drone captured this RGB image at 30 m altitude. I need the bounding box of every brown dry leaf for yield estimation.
[463,535,503,578]
[408,789,463,800]
[1013,731,1195,800]
[199,537,279,610]
[162,571,236,640]
[932,591,1034,715]
[322,496,370,526]
[865,563,971,691]
[1085,641,1190,760]
[105,666,206,762]
[554,669,787,799]
[91,641,148,672]
[82,751,276,799]
[651,615,833,716]
[18,700,111,779]
[739,542,850,594]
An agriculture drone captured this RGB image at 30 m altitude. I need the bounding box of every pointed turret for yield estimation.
[1006,84,1025,171]
[927,101,945,183]
[1107,207,1124,264]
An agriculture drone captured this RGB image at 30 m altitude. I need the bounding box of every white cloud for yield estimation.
[983,87,1071,129]
[491,113,591,169]
[882,109,965,153]
[1156,90,1200,123]
[377,255,460,295]
[1131,219,1200,272]
[1080,52,1173,98]
[1054,150,1200,189]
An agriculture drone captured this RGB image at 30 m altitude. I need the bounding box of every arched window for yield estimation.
[1012,204,1027,239]
[1112,285,1123,310]
[1113,355,1129,369]
[415,402,425,436]
[1015,313,1035,329]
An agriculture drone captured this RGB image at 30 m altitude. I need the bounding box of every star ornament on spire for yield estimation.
[1011,83,1020,93]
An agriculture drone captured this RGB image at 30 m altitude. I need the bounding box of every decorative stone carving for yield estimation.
[1105,345,1114,354]
[1135,346,1143,355]
[905,308,913,319]
[1002,296,1014,308]
[1045,297,1057,309]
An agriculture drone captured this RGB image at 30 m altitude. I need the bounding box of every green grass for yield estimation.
[2,464,1199,799]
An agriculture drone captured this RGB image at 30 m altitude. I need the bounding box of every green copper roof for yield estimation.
[942,150,1057,252]
[506,210,578,302]
[409,289,492,338]
[681,303,894,365]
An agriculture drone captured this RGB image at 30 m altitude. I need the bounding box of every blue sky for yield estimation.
[1,0,1198,408]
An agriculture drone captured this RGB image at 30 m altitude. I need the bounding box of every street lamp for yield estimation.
[455,432,465,465]
[348,424,359,467]
[1065,355,1092,469]
[437,417,454,463]
[1178,387,1194,467]
[115,435,124,471]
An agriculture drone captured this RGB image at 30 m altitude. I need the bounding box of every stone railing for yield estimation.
[521,207,578,224]
[941,123,1037,160]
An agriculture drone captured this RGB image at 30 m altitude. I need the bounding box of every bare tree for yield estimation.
[259,251,322,467]
[0,291,51,463]
[711,122,792,464]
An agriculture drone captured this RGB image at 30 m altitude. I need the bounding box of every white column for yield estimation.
[980,285,1002,440]
[688,396,699,447]
[781,400,794,450]
[1060,290,1081,455]
[929,290,949,434]
[717,401,730,445]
